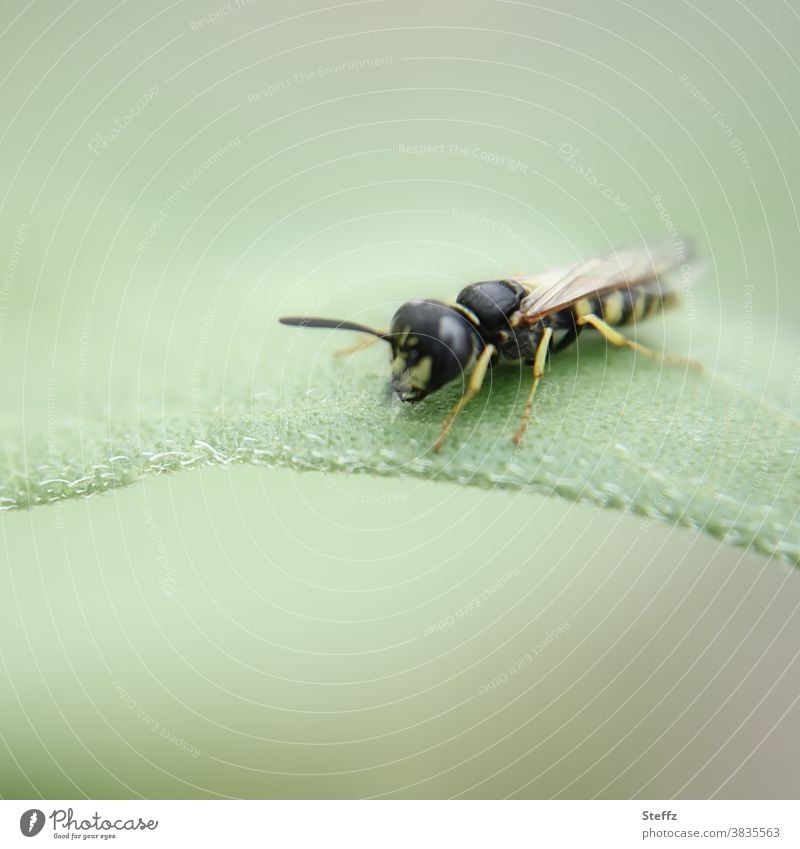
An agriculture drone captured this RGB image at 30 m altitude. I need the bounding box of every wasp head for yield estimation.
[278,301,483,403]
[388,300,481,402]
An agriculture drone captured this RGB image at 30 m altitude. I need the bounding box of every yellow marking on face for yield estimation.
[392,352,407,374]
[407,356,433,389]
[602,290,624,325]
[574,298,593,318]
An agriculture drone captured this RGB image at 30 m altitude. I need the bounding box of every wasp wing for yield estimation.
[512,241,692,324]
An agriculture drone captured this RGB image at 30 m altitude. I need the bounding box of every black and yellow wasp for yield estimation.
[280,242,700,451]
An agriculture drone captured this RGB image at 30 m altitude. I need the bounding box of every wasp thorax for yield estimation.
[388,299,481,402]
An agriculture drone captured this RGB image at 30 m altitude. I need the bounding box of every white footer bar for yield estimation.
[2,800,795,848]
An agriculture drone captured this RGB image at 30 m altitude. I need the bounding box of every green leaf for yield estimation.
[3,340,798,565]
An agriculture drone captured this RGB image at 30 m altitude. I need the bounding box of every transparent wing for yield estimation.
[512,241,692,324]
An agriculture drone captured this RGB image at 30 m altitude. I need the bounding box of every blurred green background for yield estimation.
[1,0,798,798]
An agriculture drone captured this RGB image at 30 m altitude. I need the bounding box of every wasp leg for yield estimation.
[577,314,703,371]
[433,344,496,453]
[513,326,553,446]
[334,328,388,357]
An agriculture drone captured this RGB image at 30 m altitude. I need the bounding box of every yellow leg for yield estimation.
[513,327,553,446]
[577,314,703,371]
[433,344,496,453]
[334,328,388,357]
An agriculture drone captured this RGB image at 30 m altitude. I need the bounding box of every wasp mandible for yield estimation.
[280,242,701,451]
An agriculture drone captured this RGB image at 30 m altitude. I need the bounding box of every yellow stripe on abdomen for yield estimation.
[632,290,648,322]
[601,290,624,324]
[618,289,679,325]
[574,288,678,328]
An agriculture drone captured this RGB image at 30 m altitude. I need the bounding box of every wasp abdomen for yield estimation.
[576,287,679,328]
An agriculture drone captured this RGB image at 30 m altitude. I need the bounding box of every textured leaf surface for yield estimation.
[3,344,797,564]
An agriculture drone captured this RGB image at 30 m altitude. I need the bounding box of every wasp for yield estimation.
[280,242,701,451]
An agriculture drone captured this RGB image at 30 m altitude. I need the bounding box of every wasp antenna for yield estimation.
[279,316,391,340]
